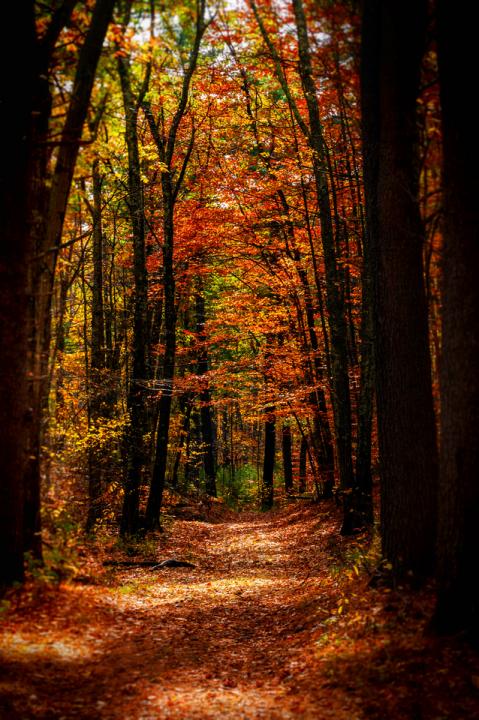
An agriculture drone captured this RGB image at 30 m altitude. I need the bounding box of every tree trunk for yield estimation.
[298,435,308,494]
[0,1,36,586]
[291,0,354,502]
[86,158,106,532]
[434,0,479,636]
[24,0,116,555]
[261,409,276,511]
[117,54,150,536]
[145,194,176,529]
[171,396,192,489]
[283,203,335,496]
[144,1,205,528]
[251,0,353,500]
[361,0,437,577]
[195,285,217,497]
[351,278,375,528]
[282,425,293,494]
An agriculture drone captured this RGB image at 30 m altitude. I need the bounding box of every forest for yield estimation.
[0,0,478,718]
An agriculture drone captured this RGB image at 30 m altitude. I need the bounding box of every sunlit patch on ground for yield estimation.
[133,683,298,720]
[0,631,99,662]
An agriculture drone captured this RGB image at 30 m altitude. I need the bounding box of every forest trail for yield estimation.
[1,504,478,720]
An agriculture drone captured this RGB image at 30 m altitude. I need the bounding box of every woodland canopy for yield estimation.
[0,1,478,717]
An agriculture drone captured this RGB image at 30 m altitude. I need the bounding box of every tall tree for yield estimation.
[282,424,293,494]
[298,435,308,494]
[1,0,115,581]
[116,22,151,535]
[25,0,116,556]
[260,336,276,510]
[0,2,36,586]
[195,283,217,497]
[250,0,355,514]
[144,0,207,529]
[261,408,276,511]
[86,158,107,531]
[361,0,437,578]
[434,0,479,636]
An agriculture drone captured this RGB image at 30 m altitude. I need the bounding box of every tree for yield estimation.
[249,0,372,530]
[0,2,36,586]
[1,0,115,583]
[361,0,437,578]
[434,0,479,636]
[282,424,293,494]
[116,15,151,535]
[195,281,217,497]
[86,157,107,531]
[144,0,207,529]
[290,0,354,510]
[261,409,276,511]
[25,0,117,556]
[260,335,276,510]
[298,435,308,494]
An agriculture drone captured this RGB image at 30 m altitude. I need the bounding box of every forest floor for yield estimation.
[1,500,479,720]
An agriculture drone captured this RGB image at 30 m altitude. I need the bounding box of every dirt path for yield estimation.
[1,504,478,719]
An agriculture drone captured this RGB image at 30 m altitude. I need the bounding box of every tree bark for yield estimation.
[298,435,308,495]
[195,285,217,497]
[251,0,354,503]
[144,1,206,528]
[282,424,293,494]
[25,0,116,555]
[0,1,36,586]
[434,0,479,636]
[291,0,354,503]
[361,0,437,577]
[145,187,176,529]
[261,409,276,511]
[117,52,150,536]
[86,158,106,532]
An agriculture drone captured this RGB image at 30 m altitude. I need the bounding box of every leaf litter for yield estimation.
[1,501,479,719]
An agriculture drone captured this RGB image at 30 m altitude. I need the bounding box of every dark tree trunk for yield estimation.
[282,424,293,494]
[117,53,150,536]
[144,1,205,528]
[86,158,106,532]
[145,194,176,529]
[261,409,276,511]
[298,435,308,494]
[361,0,437,577]
[90,160,106,373]
[291,0,354,507]
[171,396,192,489]
[288,229,335,496]
[24,0,116,556]
[351,281,375,528]
[221,407,231,470]
[251,0,354,500]
[340,4,378,534]
[0,2,36,586]
[434,0,479,636]
[195,286,217,497]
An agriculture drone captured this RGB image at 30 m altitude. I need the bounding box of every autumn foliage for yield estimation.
[1,0,478,717]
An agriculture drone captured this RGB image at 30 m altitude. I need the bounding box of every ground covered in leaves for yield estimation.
[1,501,479,719]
